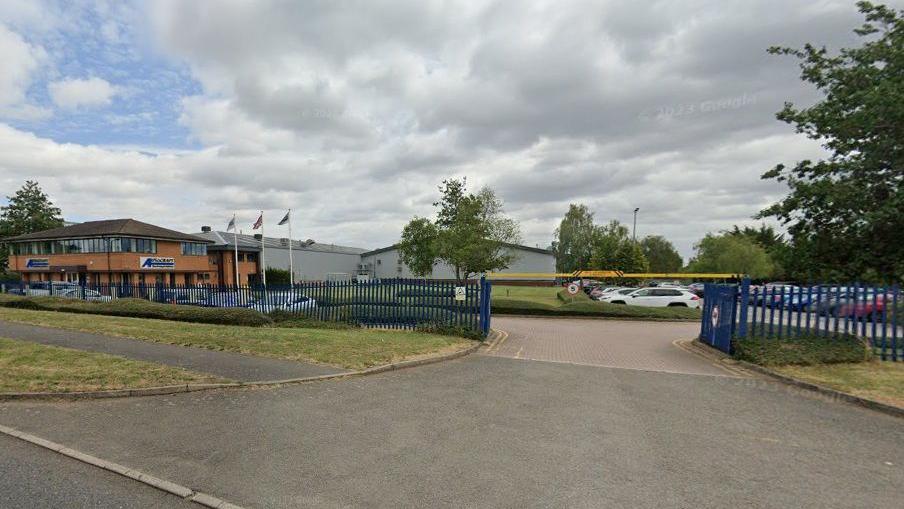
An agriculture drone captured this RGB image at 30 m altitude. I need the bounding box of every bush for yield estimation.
[415,322,484,341]
[267,309,356,330]
[733,334,871,367]
[0,296,272,327]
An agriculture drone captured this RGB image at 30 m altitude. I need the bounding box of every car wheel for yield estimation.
[611,300,626,305]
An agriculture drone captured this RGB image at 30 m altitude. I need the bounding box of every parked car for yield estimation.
[56,288,112,302]
[607,287,701,308]
[589,286,624,299]
[837,294,889,320]
[598,288,640,303]
[687,282,706,297]
[250,292,318,314]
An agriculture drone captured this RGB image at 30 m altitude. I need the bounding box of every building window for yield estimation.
[180,242,207,256]
[245,253,257,263]
[238,253,245,262]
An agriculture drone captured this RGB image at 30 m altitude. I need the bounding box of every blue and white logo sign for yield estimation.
[25,258,50,269]
[140,257,175,270]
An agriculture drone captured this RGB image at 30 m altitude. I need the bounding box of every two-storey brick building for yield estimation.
[4,219,259,286]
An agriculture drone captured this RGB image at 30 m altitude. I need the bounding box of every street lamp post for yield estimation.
[632,207,640,242]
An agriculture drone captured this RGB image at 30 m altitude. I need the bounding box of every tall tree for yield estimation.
[398,178,521,283]
[0,181,64,270]
[552,204,596,272]
[686,233,774,279]
[589,220,649,273]
[639,235,683,273]
[759,2,904,282]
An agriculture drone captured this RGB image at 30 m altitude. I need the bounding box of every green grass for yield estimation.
[774,361,904,408]
[0,307,474,370]
[733,334,871,367]
[0,337,226,393]
[491,285,701,321]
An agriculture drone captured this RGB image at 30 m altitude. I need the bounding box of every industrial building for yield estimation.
[195,227,366,282]
[357,243,556,280]
[4,219,220,286]
[4,218,556,285]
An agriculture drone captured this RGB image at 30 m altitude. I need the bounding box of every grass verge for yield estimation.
[0,307,474,370]
[491,285,700,320]
[0,337,226,393]
[733,334,871,366]
[774,362,904,409]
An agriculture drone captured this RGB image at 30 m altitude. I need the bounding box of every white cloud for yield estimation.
[0,0,872,257]
[0,23,48,119]
[48,77,118,109]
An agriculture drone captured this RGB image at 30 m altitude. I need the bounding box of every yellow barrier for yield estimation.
[487,271,744,280]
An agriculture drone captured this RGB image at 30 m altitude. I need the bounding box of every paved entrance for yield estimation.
[486,316,737,377]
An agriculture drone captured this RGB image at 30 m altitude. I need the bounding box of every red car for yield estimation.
[838,294,889,320]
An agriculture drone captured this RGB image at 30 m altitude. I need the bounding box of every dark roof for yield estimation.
[194,231,366,255]
[4,219,210,243]
[361,242,553,257]
[194,231,261,252]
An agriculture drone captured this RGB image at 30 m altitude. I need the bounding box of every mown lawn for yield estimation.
[0,308,474,370]
[491,285,701,320]
[0,337,226,393]
[774,361,904,409]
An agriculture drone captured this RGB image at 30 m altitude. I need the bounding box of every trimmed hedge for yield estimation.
[733,335,871,367]
[0,296,272,327]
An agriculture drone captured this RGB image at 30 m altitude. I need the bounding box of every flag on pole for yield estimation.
[278,210,290,226]
[226,216,236,232]
[252,214,263,230]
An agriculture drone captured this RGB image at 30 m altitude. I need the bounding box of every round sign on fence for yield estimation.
[567,283,580,295]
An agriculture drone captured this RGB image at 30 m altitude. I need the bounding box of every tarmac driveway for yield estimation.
[1,346,902,508]
[487,316,734,376]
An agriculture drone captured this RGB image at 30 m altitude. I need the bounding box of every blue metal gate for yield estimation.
[700,284,738,354]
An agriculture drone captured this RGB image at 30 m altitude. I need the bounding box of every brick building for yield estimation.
[4,219,260,286]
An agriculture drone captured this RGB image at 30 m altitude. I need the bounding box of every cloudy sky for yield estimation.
[0,0,892,258]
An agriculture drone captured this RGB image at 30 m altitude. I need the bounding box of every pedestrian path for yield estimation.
[0,321,346,382]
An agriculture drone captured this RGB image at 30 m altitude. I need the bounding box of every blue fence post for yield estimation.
[737,278,750,339]
[479,276,491,337]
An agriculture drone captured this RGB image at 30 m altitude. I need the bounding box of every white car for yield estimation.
[251,293,318,314]
[597,288,638,302]
[56,288,112,302]
[606,287,701,308]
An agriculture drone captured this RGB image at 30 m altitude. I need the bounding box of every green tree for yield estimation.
[551,204,596,272]
[0,181,64,270]
[263,267,291,285]
[398,178,521,283]
[686,234,774,279]
[639,235,683,272]
[589,220,649,273]
[759,2,904,282]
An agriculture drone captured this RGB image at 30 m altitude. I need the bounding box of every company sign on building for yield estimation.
[25,258,50,269]
[139,257,175,270]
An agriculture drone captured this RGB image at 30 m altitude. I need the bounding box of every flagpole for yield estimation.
[287,209,294,287]
[233,212,239,287]
[260,210,267,287]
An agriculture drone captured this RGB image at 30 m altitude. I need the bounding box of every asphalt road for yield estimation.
[0,434,196,508]
[1,351,901,508]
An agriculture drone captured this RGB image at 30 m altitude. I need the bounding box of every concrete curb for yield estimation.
[0,340,483,401]
[688,338,904,419]
[0,423,245,508]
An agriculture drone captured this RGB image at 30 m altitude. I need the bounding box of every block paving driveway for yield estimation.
[0,317,901,508]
